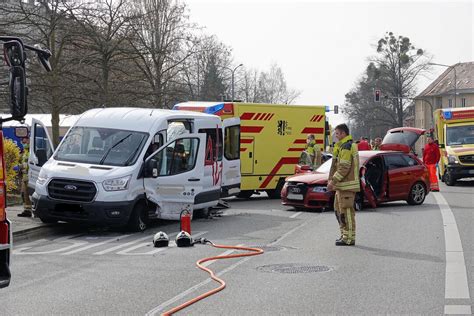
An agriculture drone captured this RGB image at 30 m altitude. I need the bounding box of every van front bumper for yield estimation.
[32,194,138,226]
[446,164,474,179]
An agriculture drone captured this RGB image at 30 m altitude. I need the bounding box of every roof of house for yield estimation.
[417,62,474,98]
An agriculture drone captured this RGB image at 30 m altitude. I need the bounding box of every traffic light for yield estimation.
[334,105,339,114]
[374,90,381,102]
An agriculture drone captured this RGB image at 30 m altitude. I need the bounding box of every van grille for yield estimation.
[48,179,97,202]
[459,155,474,164]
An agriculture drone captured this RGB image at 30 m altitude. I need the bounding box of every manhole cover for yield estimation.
[257,263,331,274]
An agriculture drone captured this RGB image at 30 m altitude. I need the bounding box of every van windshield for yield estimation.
[55,127,148,166]
[446,125,474,145]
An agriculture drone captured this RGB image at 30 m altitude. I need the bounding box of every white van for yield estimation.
[29,108,240,231]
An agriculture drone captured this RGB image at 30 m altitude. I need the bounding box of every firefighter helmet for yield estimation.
[153,231,169,248]
[176,231,193,247]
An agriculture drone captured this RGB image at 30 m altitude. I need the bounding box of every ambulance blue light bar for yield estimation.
[204,103,224,114]
[443,110,453,120]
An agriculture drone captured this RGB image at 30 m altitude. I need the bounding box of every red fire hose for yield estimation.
[161,239,264,316]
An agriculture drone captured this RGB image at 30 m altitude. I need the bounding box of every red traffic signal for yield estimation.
[374,90,381,102]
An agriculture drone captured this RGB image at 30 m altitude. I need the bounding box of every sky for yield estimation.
[186,0,473,126]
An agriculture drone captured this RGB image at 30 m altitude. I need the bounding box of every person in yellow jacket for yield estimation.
[327,124,360,246]
[18,140,33,217]
[304,134,322,169]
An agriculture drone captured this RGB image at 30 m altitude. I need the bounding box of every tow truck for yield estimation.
[0,36,52,288]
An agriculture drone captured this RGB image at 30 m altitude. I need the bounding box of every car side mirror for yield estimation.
[145,158,158,178]
[438,144,445,149]
[9,66,27,119]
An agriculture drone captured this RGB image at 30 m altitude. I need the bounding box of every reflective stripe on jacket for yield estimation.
[329,135,360,192]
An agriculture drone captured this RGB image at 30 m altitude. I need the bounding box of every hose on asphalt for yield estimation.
[161,239,264,316]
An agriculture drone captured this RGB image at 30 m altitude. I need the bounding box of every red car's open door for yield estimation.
[360,166,377,208]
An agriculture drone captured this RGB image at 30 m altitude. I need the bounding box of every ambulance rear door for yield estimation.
[222,117,241,196]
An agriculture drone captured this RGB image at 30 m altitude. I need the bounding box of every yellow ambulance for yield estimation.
[434,107,474,185]
[173,102,326,198]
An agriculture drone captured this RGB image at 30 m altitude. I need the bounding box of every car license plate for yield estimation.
[287,193,303,200]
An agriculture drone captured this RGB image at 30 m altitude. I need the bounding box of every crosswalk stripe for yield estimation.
[62,235,130,255]
[93,235,153,255]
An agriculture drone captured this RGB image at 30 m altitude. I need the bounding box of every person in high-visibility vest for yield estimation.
[423,135,440,192]
[304,134,322,169]
[328,124,360,246]
[17,139,33,217]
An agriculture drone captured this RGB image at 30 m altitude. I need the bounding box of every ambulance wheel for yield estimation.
[237,190,253,199]
[407,182,427,205]
[266,179,285,199]
[443,171,456,186]
[128,202,148,232]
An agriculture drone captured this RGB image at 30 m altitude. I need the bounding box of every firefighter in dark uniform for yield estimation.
[327,124,360,246]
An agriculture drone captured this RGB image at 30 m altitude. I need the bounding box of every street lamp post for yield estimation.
[428,62,458,107]
[224,63,243,101]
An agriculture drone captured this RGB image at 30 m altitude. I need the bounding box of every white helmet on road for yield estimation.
[153,231,169,248]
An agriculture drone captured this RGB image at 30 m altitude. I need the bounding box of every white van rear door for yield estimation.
[222,117,241,196]
[144,134,206,220]
[28,118,54,191]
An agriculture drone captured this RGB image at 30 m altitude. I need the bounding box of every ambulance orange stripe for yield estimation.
[254,113,262,120]
[241,126,264,133]
[240,148,247,152]
[316,115,323,122]
[258,113,267,120]
[310,115,315,122]
[264,113,272,120]
[288,148,304,151]
[241,139,254,144]
[259,157,300,189]
[315,139,324,144]
[268,113,275,120]
[240,113,255,120]
[260,113,270,120]
[302,127,324,134]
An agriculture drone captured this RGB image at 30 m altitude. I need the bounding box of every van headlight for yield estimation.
[102,175,131,191]
[37,174,49,186]
[448,155,459,164]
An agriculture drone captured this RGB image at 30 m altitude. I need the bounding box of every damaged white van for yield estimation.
[29,108,240,231]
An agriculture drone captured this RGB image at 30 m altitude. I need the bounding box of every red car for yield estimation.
[281,129,430,211]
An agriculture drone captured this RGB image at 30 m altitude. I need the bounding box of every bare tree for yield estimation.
[372,32,431,126]
[0,0,83,145]
[128,0,197,108]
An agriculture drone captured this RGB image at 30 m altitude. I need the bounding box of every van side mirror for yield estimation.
[9,66,27,119]
[145,158,158,178]
[438,144,445,149]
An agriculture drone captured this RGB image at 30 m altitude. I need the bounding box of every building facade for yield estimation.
[414,62,474,153]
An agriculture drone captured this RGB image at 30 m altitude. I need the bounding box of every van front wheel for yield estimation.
[128,202,148,232]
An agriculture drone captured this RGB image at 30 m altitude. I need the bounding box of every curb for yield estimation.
[12,224,56,243]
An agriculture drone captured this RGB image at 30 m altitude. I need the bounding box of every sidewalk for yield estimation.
[6,205,53,238]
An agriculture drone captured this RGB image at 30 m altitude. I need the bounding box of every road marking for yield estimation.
[62,235,130,255]
[432,192,470,302]
[146,220,309,315]
[444,305,472,314]
[93,235,153,255]
[289,211,302,219]
[13,235,85,255]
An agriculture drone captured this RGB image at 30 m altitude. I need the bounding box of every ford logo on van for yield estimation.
[64,185,77,191]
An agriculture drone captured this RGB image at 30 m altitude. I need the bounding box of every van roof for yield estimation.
[76,107,218,132]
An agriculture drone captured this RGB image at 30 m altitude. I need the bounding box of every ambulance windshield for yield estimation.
[446,125,474,146]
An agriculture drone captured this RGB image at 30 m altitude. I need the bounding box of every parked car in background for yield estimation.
[281,149,430,211]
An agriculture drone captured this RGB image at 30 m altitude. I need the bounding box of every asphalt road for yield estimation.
[2,181,473,315]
